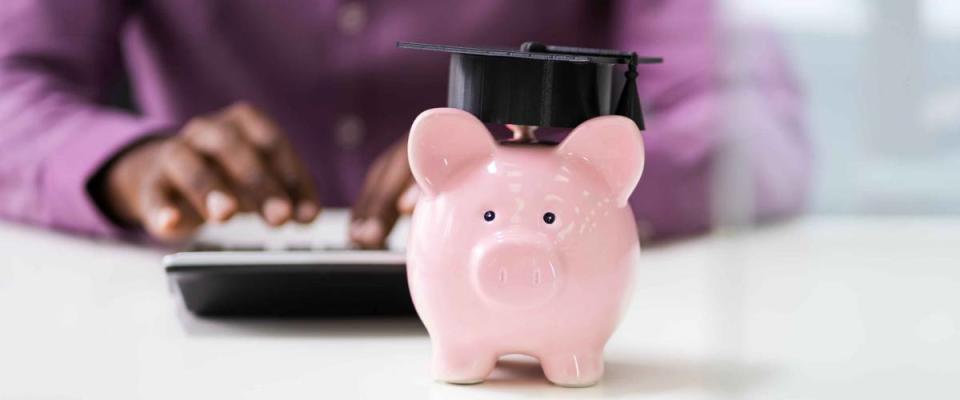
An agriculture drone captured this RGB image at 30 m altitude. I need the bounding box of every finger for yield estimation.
[160,140,237,222]
[350,144,411,249]
[349,155,388,248]
[221,102,283,150]
[225,102,321,223]
[397,184,419,215]
[182,117,292,226]
[138,176,203,241]
[349,152,384,247]
[287,174,321,223]
[350,153,385,222]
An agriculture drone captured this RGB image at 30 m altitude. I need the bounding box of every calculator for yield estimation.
[163,211,414,317]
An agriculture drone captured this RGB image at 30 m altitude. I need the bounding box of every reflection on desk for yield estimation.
[1,214,958,399]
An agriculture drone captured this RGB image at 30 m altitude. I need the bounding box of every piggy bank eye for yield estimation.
[483,210,496,222]
[542,212,556,224]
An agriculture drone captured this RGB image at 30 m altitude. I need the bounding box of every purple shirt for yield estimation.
[0,0,810,239]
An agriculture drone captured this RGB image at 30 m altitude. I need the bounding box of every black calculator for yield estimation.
[164,242,414,317]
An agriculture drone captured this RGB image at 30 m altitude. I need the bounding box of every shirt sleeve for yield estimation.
[0,0,174,237]
[613,0,812,240]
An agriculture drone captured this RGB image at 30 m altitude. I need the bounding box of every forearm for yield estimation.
[0,72,173,235]
[630,81,810,240]
[615,0,811,239]
[0,0,181,236]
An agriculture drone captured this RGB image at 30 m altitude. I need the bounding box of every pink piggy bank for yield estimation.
[406,108,645,387]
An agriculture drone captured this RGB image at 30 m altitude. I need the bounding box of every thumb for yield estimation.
[397,184,419,215]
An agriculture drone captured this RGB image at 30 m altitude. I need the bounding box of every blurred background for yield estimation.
[1,2,958,398]
[724,0,959,216]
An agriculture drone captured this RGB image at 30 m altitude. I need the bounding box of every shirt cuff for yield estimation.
[42,111,175,237]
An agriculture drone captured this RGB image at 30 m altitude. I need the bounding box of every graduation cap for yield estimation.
[397,41,662,131]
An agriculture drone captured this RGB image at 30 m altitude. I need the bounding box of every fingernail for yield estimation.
[263,197,291,225]
[358,219,384,243]
[349,219,363,232]
[153,207,179,230]
[206,191,237,221]
[296,202,319,222]
[398,185,420,213]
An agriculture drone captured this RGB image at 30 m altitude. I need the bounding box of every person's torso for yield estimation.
[121,0,613,206]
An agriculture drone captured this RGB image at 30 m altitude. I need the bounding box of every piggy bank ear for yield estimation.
[408,108,496,197]
[557,116,645,206]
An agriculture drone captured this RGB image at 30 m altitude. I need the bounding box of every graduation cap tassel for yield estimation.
[615,53,645,131]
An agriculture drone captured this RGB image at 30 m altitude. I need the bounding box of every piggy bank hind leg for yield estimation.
[540,349,605,387]
[432,342,498,384]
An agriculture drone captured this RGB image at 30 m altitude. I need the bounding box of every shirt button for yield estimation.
[335,115,365,150]
[336,2,367,35]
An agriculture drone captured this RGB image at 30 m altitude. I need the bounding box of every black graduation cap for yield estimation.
[397,41,662,130]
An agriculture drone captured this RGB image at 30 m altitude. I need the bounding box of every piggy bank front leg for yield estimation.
[540,349,605,387]
[431,341,498,384]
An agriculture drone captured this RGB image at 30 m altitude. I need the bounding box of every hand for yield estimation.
[349,137,419,249]
[100,102,320,241]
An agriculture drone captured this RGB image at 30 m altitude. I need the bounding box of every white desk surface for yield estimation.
[1,211,958,399]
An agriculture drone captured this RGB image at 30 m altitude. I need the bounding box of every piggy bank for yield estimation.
[405,108,645,387]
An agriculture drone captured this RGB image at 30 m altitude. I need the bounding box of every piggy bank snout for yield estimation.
[471,238,561,307]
